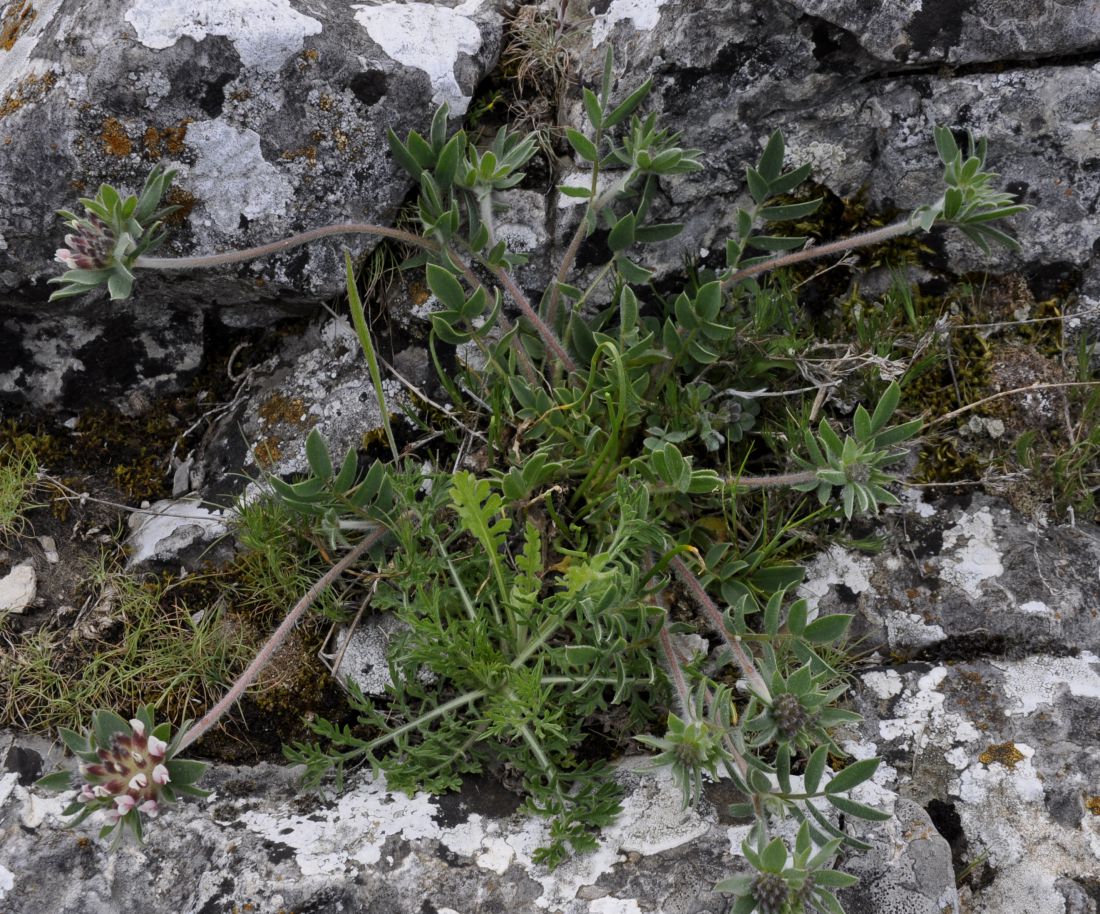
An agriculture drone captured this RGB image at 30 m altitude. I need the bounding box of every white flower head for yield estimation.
[129,773,148,791]
[152,764,170,785]
[147,735,168,758]
[129,718,146,737]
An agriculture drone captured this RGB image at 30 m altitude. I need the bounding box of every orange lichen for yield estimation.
[1086,796,1100,816]
[163,186,198,226]
[0,68,55,119]
[318,94,334,111]
[979,742,1025,769]
[258,394,310,427]
[100,117,132,156]
[1,1,36,52]
[253,437,283,468]
[281,146,317,165]
[410,282,430,306]
[143,120,190,159]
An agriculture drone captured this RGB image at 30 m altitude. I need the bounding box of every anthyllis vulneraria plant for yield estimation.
[35,706,208,847]
[37,47,1028,909]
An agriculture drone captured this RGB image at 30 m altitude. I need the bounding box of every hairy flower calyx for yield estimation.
[36,706,208,847]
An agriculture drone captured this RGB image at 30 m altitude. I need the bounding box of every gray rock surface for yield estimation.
[849,650,1100,914]
[0,0,503,409]
[800,492,1100,659]
[0,0,503,300]
[799,492,1100,914]
[839,799,957,914]
[0,562,36,613]
[0,746,737,914]
[0,296,207,410]
[560,0,1099,292]
[125,497,229,568]
[785,0,1100,64]
[193,314,414,498]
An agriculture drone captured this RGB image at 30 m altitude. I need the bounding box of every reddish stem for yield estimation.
[179,526,388,751]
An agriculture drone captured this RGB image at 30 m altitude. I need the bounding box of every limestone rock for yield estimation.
[801,493,1100,659]
[0,0,504,409]
[126,497,229,567]
[785,0,1100,65]
[839,799,958,914]
[851,655,1100,914]
[0,563,36,614]
[0,750,734,914]
[559,0,1099,288]
[0,0,503,300]
[195,315,412,497]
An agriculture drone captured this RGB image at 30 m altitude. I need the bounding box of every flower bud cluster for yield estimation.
[55,213,114,271]
[76,718,170,824]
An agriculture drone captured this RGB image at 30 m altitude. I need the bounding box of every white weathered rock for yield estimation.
[0,563,36,614]
[126,498,229,566]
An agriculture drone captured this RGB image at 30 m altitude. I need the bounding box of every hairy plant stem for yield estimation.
[447,245,539,385]
[547,215,589,330]
[669,555,772,703]
[134,223,432,271]
[663,630,753,783]
[546,170,633,330]
[489,262,577,372]
[136,222,566,382]
[726,470,818,489]
[657,625,693,714]
[179,525,389,752]
[722,219,914,288]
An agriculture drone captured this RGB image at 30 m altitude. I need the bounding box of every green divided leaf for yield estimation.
[450,471,512,557]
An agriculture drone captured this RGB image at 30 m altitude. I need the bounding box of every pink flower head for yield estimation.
[79,784,96,803]
[55,248,78,268]
[138,799,159,818]
[152,764,170,786]
[128,773,148,791]
[114,794,136,815]
[147,735,168,758]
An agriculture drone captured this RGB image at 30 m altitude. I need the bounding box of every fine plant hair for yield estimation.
[39,49,1027,912]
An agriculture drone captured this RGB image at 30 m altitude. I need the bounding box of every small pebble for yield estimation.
[37,536,59,564]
